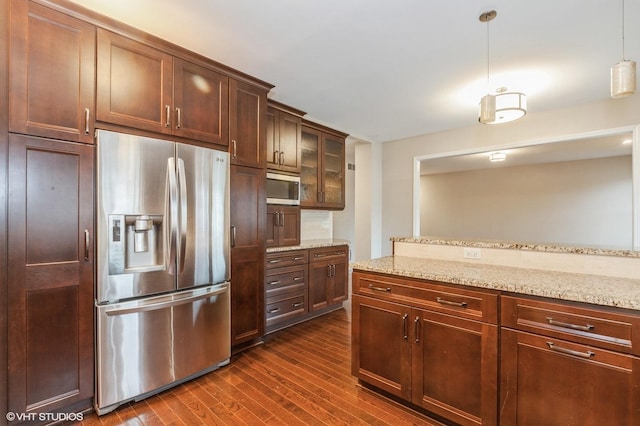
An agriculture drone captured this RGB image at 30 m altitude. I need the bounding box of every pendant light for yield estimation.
[611,0,636,98]
[478,10,527,124]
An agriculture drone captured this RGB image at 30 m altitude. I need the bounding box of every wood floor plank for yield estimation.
[79,308,440,426]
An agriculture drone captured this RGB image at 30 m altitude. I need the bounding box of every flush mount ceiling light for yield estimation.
[478,11,527,124]
[611,0,637,98]
[489,152,507,162]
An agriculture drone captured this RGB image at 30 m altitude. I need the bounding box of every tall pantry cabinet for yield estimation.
[229,80,271,347]
[6,0,96,417]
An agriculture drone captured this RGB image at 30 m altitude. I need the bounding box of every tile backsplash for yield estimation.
[301,210,333,240]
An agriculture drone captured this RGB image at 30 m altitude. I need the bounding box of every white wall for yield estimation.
[420,156,633,249]
[333,140,356,257]
[353,141,382,261]
[379,95,640,256]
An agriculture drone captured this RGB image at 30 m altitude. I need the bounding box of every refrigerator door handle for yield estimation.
[177,158,188,273]
[166,157,179,275]
[103,284,229,316]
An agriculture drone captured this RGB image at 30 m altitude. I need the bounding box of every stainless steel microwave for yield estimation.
[266,172,300,205]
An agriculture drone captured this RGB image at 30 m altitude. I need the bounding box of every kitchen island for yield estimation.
[351,238,640,426]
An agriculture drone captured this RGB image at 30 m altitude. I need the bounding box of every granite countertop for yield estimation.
[351,256,640,311]
[392,237,640,258]
[266,238,349,253]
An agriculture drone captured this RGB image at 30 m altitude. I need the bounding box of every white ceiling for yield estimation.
[71,0,640,143]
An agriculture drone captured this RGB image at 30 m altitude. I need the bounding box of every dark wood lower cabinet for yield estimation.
[500,295,640,426]
[7,134,94,419]
[352,271,498,426]
[308,246,348,312]
[500,328,640,426]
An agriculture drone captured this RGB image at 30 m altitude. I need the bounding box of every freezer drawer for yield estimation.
[95,283,230,414]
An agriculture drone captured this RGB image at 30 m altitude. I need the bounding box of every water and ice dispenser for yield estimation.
[108,214,164,274]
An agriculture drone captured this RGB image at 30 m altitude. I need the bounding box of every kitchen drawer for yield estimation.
[309,245,348,264]
[266,249,308,269]
[265,264,307,297]
[501,295,640,355]
[353,271,498,324]
[265,291,306,327]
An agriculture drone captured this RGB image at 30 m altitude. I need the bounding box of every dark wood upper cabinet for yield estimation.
[301,122,346,210]
[265,205,301,248]
[96,28,229,145]
[7,134,94,417]
[9,0,96,143]
[230,79,267,168]
[266,101,304,173]
[173,58,229,144]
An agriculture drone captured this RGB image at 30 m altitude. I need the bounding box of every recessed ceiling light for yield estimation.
[489,152,507,162]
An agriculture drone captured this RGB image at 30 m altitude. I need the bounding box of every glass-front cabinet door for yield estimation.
[300,125,345,209]
[301,127,321,206]
[321,133,345,209]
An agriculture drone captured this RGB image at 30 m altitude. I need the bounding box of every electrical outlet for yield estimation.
[463,247,482,260]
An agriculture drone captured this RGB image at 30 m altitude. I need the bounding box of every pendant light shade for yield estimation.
[611,60,637,98]
[479,94,496,123]
[611,0,636,98]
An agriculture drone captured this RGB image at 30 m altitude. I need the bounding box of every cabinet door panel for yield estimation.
[231,246,264,345]
[501,328,639,426]
[321,134,345,209]
[279,206,300,247]
[278,113,302,172]
[96,29,172,133]
[351,295,412,401]
[300,127,321,206]
[230,165,265,345]
[231,165,265,248]
[174,58,229,145]
[8,134,94,414]
[309,262,330,311]
[265,205,279,248]
[330,260,348,305]
[230,80,266,167]
[10,0,95,143]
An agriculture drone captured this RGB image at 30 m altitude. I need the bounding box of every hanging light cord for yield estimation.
[486,17,491,89]
[621,0,626,60]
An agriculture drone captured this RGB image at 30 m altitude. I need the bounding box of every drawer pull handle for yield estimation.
[293,276,303,281]
[268,308,280,314]
[546,317,594,332]
[292,302,303,308]
[402,314,408,340]
[368,284,391,292]
[267,280,281,286]
[547,342,595,359]
[292,256,305,261]
[414,316,420,343]
[267,259,282,264]
[436,297,467,308]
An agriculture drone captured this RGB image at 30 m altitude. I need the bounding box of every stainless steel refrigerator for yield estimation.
[95,130,230,415]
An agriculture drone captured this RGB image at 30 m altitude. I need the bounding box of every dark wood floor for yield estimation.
[79,308,441,425]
